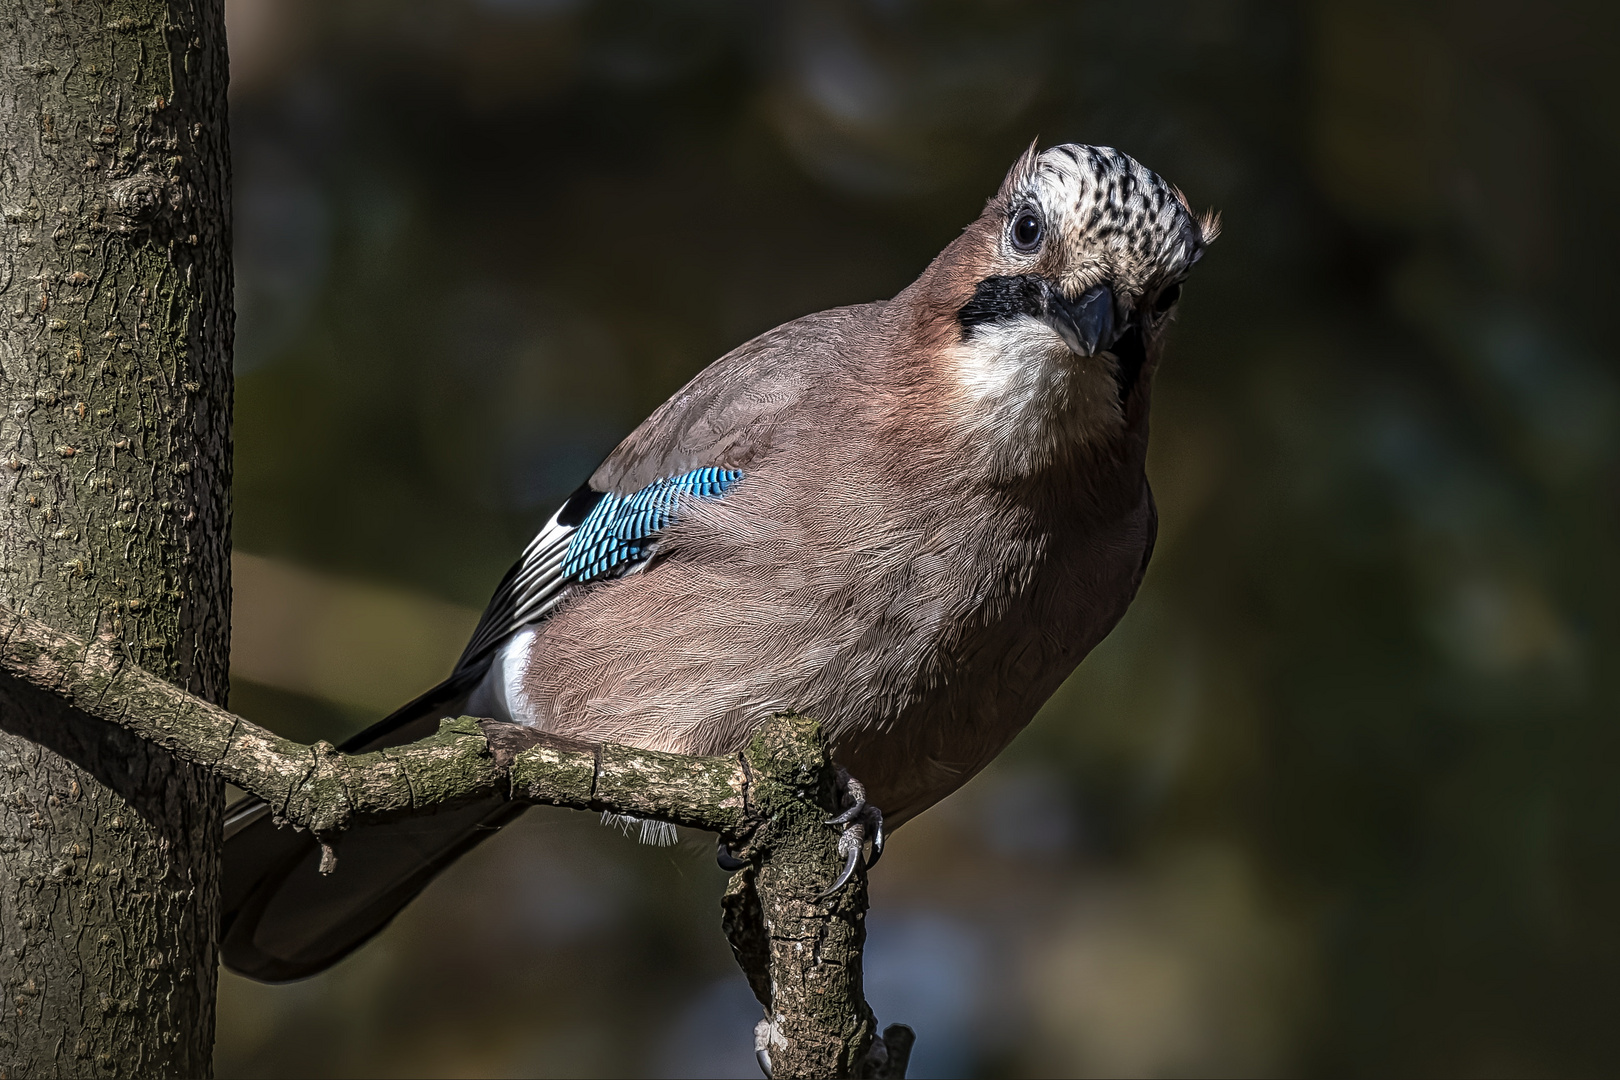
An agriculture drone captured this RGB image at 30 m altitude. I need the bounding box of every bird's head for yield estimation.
[918,143,1217,467]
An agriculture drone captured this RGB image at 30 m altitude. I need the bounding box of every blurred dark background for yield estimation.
[214,0,1620,1075]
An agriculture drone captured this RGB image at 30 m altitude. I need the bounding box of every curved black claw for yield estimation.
[716,837,748,872]
[865,805,886,870]
[819,770,885,898]
[817,828,864,900]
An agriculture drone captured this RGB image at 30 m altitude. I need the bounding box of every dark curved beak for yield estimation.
[1043,284,1118,356]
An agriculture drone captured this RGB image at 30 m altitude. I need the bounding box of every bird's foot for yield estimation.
[819,769,885,898]
[754,1018,781,1078]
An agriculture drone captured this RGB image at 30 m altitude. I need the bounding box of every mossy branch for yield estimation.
[0,602,913,1079]
[0,605,748,836]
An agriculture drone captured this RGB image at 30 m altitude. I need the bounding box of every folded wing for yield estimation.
[219,308,849,981]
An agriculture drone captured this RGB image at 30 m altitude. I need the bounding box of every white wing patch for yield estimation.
[503,517,574,627]
[454,511,575,670]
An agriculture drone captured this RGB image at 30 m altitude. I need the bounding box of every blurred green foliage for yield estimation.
[217,0,1620,1075]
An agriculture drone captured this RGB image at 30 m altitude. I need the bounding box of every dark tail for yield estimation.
[220,673,525,982]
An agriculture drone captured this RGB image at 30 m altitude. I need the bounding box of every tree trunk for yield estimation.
[0,1,231,1075]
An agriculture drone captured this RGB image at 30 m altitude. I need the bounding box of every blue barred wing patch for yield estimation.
[562,467,742,582]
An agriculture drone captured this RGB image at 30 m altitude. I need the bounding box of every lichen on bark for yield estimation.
[0,4,912,1074]
[0,597,911,1078]
[730,716,879,1079]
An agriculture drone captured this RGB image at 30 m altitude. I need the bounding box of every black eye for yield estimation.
[1011,209,1042,252]
[1153,282,1182,313]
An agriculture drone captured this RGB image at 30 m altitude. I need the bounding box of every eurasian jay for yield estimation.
[222,143,1216,982]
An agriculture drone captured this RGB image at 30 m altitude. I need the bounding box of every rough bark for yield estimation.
[0,1,232,1076]
[0,4,911,1073]
[726,719,878,1079]
[0,601,911,1078]
[0,603,748,841]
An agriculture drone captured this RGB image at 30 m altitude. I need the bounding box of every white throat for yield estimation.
[947,315,1125,473]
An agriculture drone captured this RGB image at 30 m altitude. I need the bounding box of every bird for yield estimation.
[221,142,1216,982]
